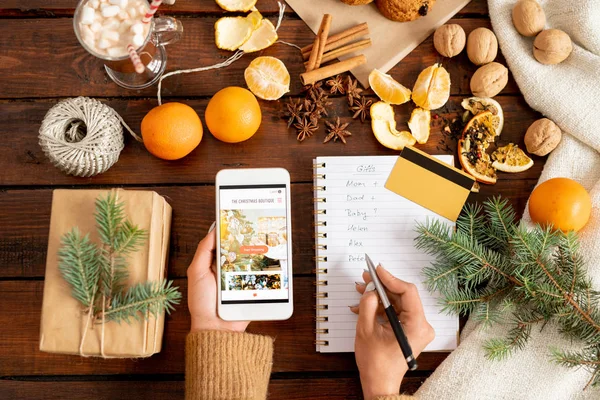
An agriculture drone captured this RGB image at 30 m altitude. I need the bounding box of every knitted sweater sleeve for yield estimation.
[185,330,414,400]
[185,330,274,400]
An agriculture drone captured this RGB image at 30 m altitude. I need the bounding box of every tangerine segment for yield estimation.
[529,178,591,232]
[205,87,262,143]
[368,69,411,105]
[412,63,451,110]
[244,56,290,100]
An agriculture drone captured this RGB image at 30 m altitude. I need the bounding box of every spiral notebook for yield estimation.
[314,155,459,353]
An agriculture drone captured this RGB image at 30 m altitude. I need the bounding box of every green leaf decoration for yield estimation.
[58,193,180,328]
[416,196,600,389]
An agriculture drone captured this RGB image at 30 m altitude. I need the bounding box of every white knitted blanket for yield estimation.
[416,1,600,398]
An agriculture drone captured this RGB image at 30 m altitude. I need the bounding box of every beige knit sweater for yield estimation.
[186,331,414,400]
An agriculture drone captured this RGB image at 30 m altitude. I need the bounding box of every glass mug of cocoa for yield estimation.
[74,0,183,89]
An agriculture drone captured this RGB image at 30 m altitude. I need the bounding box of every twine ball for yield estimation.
[39,97,125,177]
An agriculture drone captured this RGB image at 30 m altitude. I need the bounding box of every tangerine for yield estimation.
[205,87,262,143]
[141,102,203,160]
[528,178,591,232]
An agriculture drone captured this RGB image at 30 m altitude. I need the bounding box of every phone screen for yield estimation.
[218,184,290,304]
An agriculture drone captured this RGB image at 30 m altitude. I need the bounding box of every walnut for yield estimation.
[467,27,498,66]
[433,24,466,58]
[470,62,508,98]
[533,29,573,65]
[512,0,545,37]
[524,118,562,156]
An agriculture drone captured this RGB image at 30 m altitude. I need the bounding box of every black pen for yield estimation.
[364,253,417,371]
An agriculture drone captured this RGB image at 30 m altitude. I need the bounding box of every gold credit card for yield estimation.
[385,146,475,222]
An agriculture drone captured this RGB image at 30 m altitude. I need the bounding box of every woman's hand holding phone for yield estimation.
[187,226,249,333]
[350,266,435,400]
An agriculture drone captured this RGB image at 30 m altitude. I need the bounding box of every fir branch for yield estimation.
[95,193,125,248]
[58,228,101,310]
[103,280,182,324]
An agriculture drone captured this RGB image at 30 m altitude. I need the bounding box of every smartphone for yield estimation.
[215,168,293,321]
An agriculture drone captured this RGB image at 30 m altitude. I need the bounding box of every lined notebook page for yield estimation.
[314,156,459,353]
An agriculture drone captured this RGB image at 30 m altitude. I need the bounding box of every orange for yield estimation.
[205,87,262,143]
[141,102,203,160]
[529,178,591,232]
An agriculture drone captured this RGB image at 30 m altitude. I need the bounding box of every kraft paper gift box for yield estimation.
[39,189,172,358]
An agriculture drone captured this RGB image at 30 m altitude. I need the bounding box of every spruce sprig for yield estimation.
[416,197,600,389]
[58,193,181,325]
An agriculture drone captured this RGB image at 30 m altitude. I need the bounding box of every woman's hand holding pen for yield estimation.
[350,265,435,400]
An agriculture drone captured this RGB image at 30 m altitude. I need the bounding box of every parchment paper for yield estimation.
[285,0,472,88]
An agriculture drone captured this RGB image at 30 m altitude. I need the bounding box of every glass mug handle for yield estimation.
[152,17,183,47]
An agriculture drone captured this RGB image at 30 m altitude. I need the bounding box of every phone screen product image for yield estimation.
[215,168,293,321]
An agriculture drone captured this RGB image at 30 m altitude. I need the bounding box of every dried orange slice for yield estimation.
[461,97,504,135]
[412,63,451,110]
[368,69,411,105]
[215,0,257,12]
[407,108,431,144]
[492,143,533,173]
[244,56,290,100]
[370,101,416,150]
[458,111,499,184]
[239,19,278,53]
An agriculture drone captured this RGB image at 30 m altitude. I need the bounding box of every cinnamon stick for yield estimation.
[300,55,367,86]
[302,26,370,60]
[306,14,332,72]
[301,22,369,55]
[304,39,372,67]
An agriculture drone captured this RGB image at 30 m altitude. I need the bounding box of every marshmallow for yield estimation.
[102,29,120,42]
[131,22,143,35]
[107,47,127,57]
[97,38,112,49]
[132,33,145,47]
[101,5,120,17]
[138,5,148,16]
[90,21,102,33]
[90,0,100,9]
[109,0,128,7]
[100,3,110,10]
[118,10,130,20]
[128,7,138,17]
[80,5,95,25]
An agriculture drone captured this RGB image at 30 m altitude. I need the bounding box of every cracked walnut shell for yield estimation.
[433,24,466,58]
[524,118,562,156]
[533,29,573,65]
[467,27,498,66]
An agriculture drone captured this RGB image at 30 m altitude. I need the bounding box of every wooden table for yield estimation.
[0,1,544,398]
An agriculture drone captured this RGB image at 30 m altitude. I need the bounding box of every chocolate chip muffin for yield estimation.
[340,0,375,4]
[375,0,436,22]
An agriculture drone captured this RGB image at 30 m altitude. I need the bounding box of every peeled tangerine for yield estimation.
[412,64,451,110]
[368,69,411,105]
[370,101,416,150]
[215,11,262,51]
[244,56,290,100]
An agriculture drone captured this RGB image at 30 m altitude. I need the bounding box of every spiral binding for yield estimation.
[314,160,329,349]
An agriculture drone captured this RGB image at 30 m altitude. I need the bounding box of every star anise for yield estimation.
[346,76,364,106]
[326,75,346,95]
[294,116,318,142]
[283,98,303,128]
[324,117,351,144]
[349,96,372,123]
[302,98,317,119]
[303,81,324,99]
[311,92,332,118]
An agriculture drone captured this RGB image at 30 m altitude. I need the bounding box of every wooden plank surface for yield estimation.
[0,376,427,399]
[0,18,518,99]
[0,96,542,187]
[0,0,489,17]
[0,278,450,375]
[0,179,539,279]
